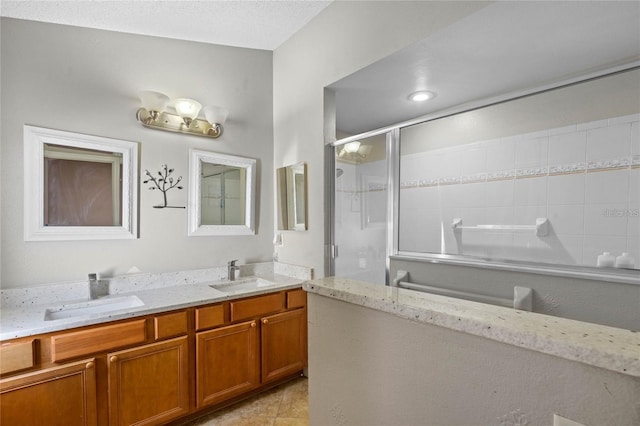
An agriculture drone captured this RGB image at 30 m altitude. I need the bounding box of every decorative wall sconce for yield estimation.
[136,91,228,139]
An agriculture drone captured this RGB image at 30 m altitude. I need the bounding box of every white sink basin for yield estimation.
[44,295,145,321]
[210,278,276,294]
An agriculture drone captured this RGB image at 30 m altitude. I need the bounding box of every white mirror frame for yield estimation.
[188,149,256,236]
[23,125,139,241]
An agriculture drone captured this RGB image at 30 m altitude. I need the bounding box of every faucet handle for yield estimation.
[228,260,238,266]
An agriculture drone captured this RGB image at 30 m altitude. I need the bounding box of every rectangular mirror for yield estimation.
[277,162,307,231]
[188,149,256,236]
[24,125,139,241]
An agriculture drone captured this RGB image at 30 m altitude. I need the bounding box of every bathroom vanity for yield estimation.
[0,266,308,425]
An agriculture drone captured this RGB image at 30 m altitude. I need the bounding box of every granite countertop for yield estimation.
[303,277,640,378]
[1,270,305,341]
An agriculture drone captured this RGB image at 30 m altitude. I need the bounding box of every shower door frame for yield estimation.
[326,129,400,285]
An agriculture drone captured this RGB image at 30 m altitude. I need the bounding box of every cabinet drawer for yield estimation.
[0,339,35,375]
[230,293,285,322]
[286,289,306,309]
[51,319,147,362]
[196,304,226,331]
[155,311,188,340]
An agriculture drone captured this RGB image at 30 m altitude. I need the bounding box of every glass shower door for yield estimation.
[333,133,389,285]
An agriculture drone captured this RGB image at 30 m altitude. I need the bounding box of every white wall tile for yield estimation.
[631,122,640,157]
[548,173,585,205]
[516,136,548,168]
[485,180,514,207]
[577,118,608,131]
[515,176,547,206]
[395,115,636,269]
[586,123,631,162]
[582,235,627,267]
[547,234,584,265]
[547,204,584,235]
[460,145,486,176]
[514,205,547,226]
[629,169,639,204]
[585,169,629,204]
[584,203,628,236]
[486,138,515,172]
[548,131,586,165]
[627,203,639,237]
[609,113,640,125]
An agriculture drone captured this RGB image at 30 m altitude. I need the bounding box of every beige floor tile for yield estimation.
[273,418,309,426]
[184,377,308,426]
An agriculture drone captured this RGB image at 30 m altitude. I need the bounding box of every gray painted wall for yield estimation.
[1,18,274,287]
[272,1,491,277]
[308,293,640,426]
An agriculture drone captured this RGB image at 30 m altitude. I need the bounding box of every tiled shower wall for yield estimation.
[399,113,639,268]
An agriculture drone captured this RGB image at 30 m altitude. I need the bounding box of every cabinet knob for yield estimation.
[262,319,268,324]
[110,355,118,363]
[85,362,94,370]
[250,322,256,328]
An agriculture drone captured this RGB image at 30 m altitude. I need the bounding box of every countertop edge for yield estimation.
[303,278,640,378]
[0,275,304,340]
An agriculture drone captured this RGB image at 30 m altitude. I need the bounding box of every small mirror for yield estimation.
[24,125,139,241]
[277,162,307,231]
[188,149,256,236]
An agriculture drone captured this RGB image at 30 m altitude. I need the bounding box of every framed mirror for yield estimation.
[277,162,307,231]
[23,125,139,241]
[188,149,256,236]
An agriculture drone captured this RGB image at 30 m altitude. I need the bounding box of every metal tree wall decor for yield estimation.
[144,164,185,208]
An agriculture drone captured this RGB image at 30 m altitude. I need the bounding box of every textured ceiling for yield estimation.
[0,0,333,50]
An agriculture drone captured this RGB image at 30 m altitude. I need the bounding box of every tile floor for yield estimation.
[184,376,308,426]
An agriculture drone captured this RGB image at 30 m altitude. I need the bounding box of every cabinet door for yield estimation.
[0,358,97,426]
[261,308,306,383]
[196,320,259,407]
[108,336,189,426]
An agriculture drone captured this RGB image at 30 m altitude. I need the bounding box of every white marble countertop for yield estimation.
[1,269,305,341]
[303,277,640,378]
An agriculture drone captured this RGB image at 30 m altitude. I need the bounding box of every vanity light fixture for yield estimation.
[343,141,361,154]
[337,141,372,163]
[136,91,228,139]
[408,90,437,102]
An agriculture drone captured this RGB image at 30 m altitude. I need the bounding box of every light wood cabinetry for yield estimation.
[108,336,190,426]
[0,287,307,425]
[0,358,98,426]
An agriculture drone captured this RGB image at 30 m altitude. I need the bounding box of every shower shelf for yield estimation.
[451,217,549,237]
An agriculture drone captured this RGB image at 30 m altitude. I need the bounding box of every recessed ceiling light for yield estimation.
[408,90,437,102]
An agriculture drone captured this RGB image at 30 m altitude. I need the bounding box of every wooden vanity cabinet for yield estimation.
[0,358,98,426]
[108,336,190,426]
[261,307,306,383]
[195,289,307,409]
[0,287,307,425]
[196,320,260,407]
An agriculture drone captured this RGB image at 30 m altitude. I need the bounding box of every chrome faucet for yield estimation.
[227,260,240,281]
[88,273,108,299]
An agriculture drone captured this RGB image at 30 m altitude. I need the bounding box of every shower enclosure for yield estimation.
[331,132,397,285]
[329,68,639,288]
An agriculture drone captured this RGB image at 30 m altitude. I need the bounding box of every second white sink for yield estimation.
[210,278,276,294]
[44,295,145,321]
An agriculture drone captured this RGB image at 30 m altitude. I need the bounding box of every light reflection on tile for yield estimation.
[184,377,308,426]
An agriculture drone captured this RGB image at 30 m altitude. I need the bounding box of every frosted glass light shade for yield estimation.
[344,141,361,154]
[203,106,229,125]
[174,98,202,120]
[139,91,170,112]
